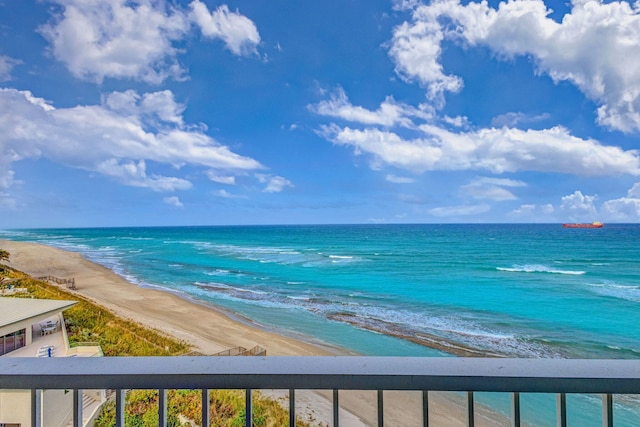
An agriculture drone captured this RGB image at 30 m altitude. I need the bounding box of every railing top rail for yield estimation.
[2,357,640,393]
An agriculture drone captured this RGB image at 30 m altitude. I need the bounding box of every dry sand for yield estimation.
[1,239,511,427]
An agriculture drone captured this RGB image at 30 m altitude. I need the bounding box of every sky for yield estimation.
[1,0,640,228]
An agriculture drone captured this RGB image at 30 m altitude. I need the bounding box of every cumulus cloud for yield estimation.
[321,123,640,176]
[388,9,463,105]
[190,1,261,56]
[560,190,599,220]
[163,196,184,207]
[461,177,526,201]
[256,174,294,193]
[309,87,433,127]
[601,182,640,221]
[0,87,263,192]
[391,0,640,132]
[39,0,261,84]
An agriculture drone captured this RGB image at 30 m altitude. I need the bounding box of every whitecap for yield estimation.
[497,264,585,275]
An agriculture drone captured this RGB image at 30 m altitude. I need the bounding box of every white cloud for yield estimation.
[389,9,463,105]
[508,203,554,219]
[601,197,640,221]
[256,174,294,193]
[309,87,433,127]
[560,190,599,220]
[390,0,640,132]
[628,182,640,198]
[163,196,184,208]
[0,88,263,192]
[39,0,189,84]
[600,182,640,221]
[190,2,260,56]
[509,204,536,217]
[461,177,526,201]
[206,171,236,185]
[386,174,415,184]
[540,203,555,215]
[491,112,551,128]
[442,115,469,128]
[39,0,261,84]
[95,159,192,191]
[321,123,640,176]
[0,56,20,82]
[428,203,490,217]
[214,189,245,198]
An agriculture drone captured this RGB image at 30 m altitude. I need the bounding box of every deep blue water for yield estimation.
[2,224,639,425]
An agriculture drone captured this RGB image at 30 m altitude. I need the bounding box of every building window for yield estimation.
[0,329,26,356]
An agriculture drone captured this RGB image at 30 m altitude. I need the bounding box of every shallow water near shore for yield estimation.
[3,224,640,425]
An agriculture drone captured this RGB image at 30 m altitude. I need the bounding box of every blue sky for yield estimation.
[1,0,640,227]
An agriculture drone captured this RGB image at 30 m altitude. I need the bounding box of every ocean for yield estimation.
[2,224,639,425]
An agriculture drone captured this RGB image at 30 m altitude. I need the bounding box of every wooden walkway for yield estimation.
[37,275,77,290]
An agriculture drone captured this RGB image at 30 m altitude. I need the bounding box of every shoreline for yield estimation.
[0,239,342,357]
[0,239,513,426]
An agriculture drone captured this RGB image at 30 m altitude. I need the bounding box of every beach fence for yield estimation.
[211,345,267,357]
[37,275,77,290]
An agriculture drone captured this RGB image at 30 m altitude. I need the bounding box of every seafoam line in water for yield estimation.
[192,279,560,358]
[497,264,585,275]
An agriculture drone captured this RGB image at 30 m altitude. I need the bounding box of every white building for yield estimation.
[0,297,105,427]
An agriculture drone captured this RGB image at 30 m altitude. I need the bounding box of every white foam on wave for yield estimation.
[497,264,585,275]
[587,282,640,302]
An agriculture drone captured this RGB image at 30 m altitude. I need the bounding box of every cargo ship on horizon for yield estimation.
[562,221,604,228]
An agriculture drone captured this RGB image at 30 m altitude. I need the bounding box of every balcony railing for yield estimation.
[2,356,640,427]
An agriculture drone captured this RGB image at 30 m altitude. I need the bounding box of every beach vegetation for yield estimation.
[0,248,10,276]
[3,268,189,356]
[94,389,316,427]
[4,266,318,426]
[0,248,9,263]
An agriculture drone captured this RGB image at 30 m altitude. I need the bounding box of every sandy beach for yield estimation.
[0,239,511,426]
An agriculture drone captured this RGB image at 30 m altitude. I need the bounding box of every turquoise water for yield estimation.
[2,224,639,424]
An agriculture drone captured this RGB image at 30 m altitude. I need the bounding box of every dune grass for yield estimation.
[1,266,189,356]
[95,389,319,427]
